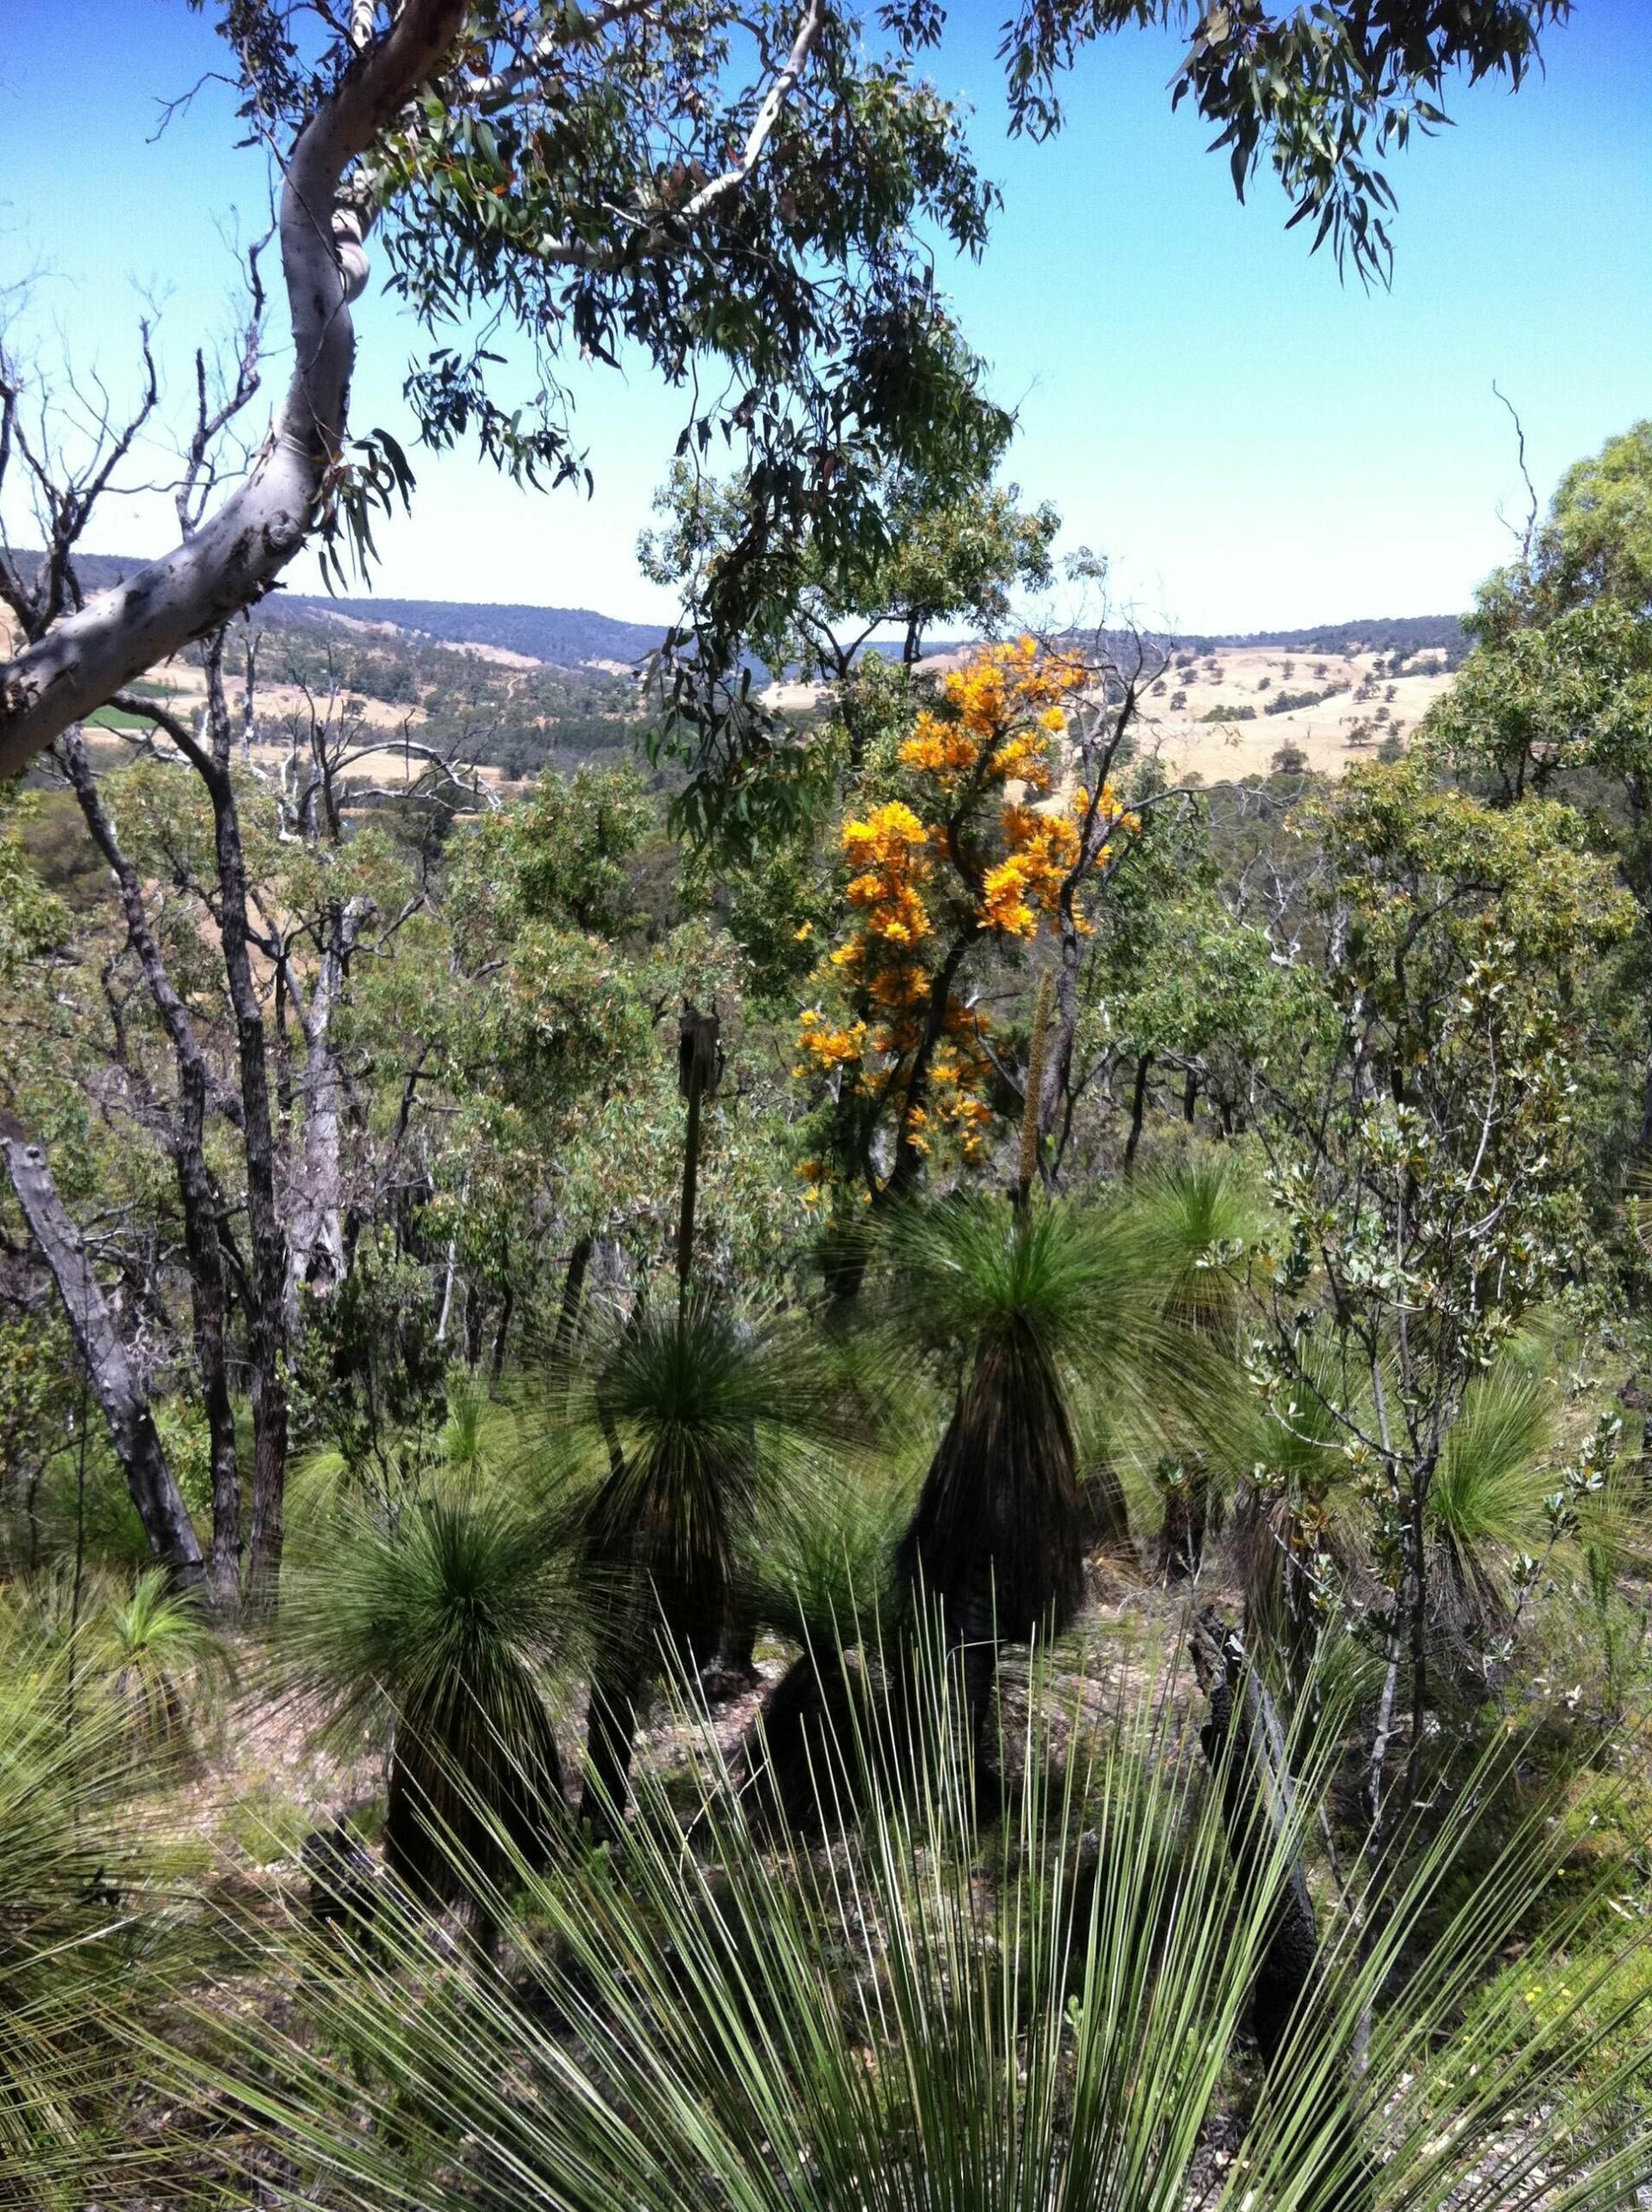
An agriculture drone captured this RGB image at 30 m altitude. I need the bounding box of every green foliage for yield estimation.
[563,1294,855,1654]
[1423,601,1652,800]
[1128,1149,1257,1338]
[1264,685,1342,715]
[1473,417,1652,639]
[281,1493,575,1904]
[295,1229,449,1492]
[641,450,1058,688]
[1003,0,1569,283]
[0,1603,171,2205]
[883,1192,1237,1650]
[99,1566,227,1750]
[0,790,67,986]
[451,765,654,944]
[182,1627,1651,2212]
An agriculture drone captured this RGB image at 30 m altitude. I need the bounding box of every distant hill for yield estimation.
[1190,614,1470,664]
[16,551,1469,674]
[18,553,667,672]
[273,593,670,669]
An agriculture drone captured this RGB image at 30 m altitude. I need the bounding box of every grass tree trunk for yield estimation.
[1191,1606,1373,2211]
[579,1656,646,1845]
[1,1116,206,1596]
[1124,1053,1152,1170]
[676,1005,720,1300]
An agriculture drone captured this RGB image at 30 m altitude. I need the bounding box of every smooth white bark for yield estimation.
[0,1,468,778]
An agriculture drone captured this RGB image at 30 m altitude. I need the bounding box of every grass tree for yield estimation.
[562,1294,848,1838]
[100,1566,229,1753]
[1131,1150,1260,1578]
[886,1187,1222,1739]
[0,1602,176,2208]
[283,1496,574,1930]
[180,1624,1652,2212]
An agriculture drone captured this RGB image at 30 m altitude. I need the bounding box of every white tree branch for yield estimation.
[680,0,827,220]
[0,0,471,778]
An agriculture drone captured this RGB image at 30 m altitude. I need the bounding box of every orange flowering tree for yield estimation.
[795,636,1142,1207]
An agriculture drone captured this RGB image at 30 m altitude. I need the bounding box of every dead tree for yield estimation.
[55,728,244,1604]
[133,654,291,1605]
[0,1114,206,1594]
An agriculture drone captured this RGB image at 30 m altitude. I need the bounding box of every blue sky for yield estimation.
[1,1,1647,632]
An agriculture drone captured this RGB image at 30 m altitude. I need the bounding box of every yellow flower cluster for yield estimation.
[796,640,1130,1194]
[897,635,1086,797]
[982,803,1082,936]
[842,801,934,947]
[795,1009,867,1073]
[977,780,1142,937]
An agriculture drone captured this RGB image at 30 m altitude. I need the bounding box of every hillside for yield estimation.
[6,550,1468,785]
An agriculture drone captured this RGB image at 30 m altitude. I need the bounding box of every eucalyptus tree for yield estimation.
[1422,420,1652,1135]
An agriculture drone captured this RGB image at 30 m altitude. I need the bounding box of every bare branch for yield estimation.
[0,0,472,773]
[1492,380,1540,564]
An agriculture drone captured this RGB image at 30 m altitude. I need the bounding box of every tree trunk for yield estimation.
[58,728,242,1604]
[0,1116,206,1595]
[489,1285,515,1386]
[1160,1456,1209,1581]
[1040,922,1083,1148]
[284,899,355,1317]
[199,642,289,1605]
[1123,1052,1152,1170]
[580,1660,645,1844]
[1404,1474,1432,1810]
[1191,1607,1319,2063]
[550,1235,591,1388]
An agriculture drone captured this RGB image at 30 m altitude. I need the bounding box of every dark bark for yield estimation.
[548,1236,591,1390]
[1191,1608,1319,2063]
[1123,1052,1152,1170]
[58,728,242,1603]
[188,643,289,1604]
[897,1328,1084,1749]
[1160,1456,1209,1582]
[677,1007,721,1295]
[0,1116,206,1594]
[580,1657,645,1845]
[1191,1607,1374,2212]
[490,1285,516,1386]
